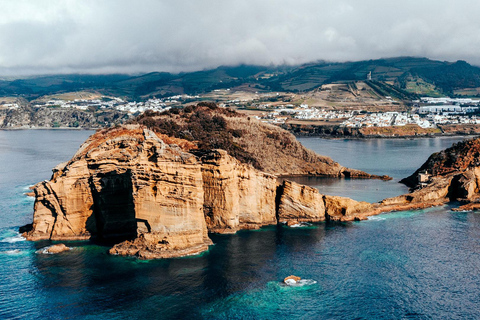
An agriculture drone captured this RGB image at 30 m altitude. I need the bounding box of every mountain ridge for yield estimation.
[2,57,480,100]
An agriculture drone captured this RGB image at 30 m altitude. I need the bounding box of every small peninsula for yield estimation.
[21,103,480,259]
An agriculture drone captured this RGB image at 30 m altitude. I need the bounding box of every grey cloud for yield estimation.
[0,0,479,76]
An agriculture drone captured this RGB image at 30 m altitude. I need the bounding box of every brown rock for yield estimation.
[109,232,212,259]
[201,150,277,233]
[324,195,374,222]
[277,180,325,224]
[452,202,480,211]
[284,275,301,282]
[45,243,70,254]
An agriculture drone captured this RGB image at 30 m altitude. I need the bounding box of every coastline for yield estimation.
[292,132,479,140]
[2,125,478,140]
[0,127,98,131]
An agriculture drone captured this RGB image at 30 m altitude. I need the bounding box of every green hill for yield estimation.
[2,57,480,100]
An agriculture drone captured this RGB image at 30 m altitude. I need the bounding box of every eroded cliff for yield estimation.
[25,121,479,259]
[133,103,390,179]
[24,122,392,258]
[26,126,212,258]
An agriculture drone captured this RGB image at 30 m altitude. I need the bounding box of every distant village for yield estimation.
[255,97,480,127]
[2,94,480,129]
[1,95,200,114]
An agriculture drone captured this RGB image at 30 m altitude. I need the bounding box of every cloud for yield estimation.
[0,0,479,75]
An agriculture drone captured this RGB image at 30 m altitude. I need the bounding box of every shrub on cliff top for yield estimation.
[132,103,260,168]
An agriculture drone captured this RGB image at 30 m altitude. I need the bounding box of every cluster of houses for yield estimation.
[0,103,20,109]
[258,104,356,124]
[342,112,433,128]
[258,96,480,127]
[29,96,197,114]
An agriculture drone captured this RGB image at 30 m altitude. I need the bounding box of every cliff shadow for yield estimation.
[89,170,137,243]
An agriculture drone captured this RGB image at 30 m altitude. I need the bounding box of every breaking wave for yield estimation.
[0,232,26,243]
[283,279,317,287]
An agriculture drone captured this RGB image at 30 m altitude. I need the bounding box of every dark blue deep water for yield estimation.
[1,131,479,319]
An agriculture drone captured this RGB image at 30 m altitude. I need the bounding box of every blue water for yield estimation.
[1,131,480,319]
[295,137,469,202]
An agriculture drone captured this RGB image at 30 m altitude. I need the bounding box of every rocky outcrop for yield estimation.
[26,125,480,260]
[276,180,375,223]
[324,195,373,221]
[201,150,277,233]
[401,138,480,188]
[133,104,390,180]
[0,105,128,129]
[25,126,212,259]
[44,244,71,254]
[24,120,393,259]
[277,180,326,224]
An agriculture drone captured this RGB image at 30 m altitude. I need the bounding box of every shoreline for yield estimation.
[0,127,98,131]
[293,133,479,140]
[1,125,478,141]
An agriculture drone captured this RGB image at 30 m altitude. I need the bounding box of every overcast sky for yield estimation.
[1,0,479,76]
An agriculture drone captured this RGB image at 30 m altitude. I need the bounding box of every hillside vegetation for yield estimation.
[132,102,387,178]
[2,57,480,100]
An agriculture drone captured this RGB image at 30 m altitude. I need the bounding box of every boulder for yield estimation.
[284,275,301,284]
[45,243,70,254]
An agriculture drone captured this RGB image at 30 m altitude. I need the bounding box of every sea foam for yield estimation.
[1,234,26,243]
[284,279,317,287]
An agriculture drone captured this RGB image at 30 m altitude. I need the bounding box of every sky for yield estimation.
[1,0,480,76]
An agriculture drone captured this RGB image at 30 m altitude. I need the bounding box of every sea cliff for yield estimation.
[23,105,480,259]
[23,124,381,258]
[22,104,389,258]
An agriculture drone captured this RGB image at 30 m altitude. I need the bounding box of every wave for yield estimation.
[367,216,386,221]
[37,247,54,255]
[289,222,312,228]
[283,279,317,287]
[3,249,22,255]
[0,233,26,243]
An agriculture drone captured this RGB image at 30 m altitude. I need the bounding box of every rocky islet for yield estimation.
[21,106,480,259]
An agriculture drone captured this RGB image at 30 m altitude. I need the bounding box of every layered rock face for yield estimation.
[27,125,480,259]
[25,126,294,258]
[201,150,277,233]
[26,126,212,258]
[25,125,388,258]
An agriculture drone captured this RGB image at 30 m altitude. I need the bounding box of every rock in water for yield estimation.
[45,243,70,254]
[284,275,301,283]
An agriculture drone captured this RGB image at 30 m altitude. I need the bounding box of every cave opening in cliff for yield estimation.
[90,170,138,243]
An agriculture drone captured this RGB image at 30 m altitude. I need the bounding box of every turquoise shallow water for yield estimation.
[1,131,479,319]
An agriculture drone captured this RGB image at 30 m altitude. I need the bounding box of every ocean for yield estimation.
[1,131,479,319]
